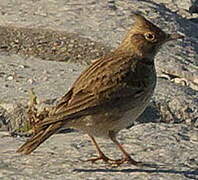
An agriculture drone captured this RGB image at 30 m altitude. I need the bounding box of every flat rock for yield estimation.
[0,53,197,132]
[0,0,197,89]
[0,123,197,179]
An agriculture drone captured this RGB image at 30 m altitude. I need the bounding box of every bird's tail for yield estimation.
[16,121,64,155]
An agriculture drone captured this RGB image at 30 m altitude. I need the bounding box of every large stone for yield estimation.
[0,123,197,179]
[0,0,197,89]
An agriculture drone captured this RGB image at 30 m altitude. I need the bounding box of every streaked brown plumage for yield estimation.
[17,13,183,166]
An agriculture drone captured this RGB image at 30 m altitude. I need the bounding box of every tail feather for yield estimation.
[16,122,64,155]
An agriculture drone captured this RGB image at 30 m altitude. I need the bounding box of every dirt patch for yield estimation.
[0,26,110,64]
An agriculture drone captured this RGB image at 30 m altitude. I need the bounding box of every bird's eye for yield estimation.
[144,32,156,42]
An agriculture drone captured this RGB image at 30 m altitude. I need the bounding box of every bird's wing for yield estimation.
[37,53,144,127]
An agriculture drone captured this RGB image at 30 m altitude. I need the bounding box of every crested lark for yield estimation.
[17,13,183,166]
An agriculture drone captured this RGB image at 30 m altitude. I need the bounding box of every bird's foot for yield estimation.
[109,156,141,167]
[85,154,113,164]
[85,154,141,167]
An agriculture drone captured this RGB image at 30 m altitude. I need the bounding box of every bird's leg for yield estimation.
[86,135,112,164]
[109,132,140,166]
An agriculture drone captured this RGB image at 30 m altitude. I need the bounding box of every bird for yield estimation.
[16,13,183,166]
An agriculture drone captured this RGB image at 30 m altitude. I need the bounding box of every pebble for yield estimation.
[27,78,35,84]
[7,76,14,81]
[42,76,49,81]
[189,130,198,142]
[18,65,25,69]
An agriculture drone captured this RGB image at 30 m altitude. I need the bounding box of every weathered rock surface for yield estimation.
[0,0,197,89]
[138,78,198,125]
[0,0,197,179]
[1,123,198,179]
[0,54,197,133]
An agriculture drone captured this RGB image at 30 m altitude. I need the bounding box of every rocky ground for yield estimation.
[0,0,197,179]
[1,123,198,180]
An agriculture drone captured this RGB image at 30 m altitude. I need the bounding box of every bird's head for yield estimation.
[118,13,184,58]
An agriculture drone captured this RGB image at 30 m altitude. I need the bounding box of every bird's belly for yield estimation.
[69,88,154,138]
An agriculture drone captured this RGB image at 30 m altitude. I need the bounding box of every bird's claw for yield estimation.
[85,154,113,164]
[85,155,140,167]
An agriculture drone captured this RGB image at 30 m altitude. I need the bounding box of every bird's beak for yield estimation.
[166,33,184,41]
